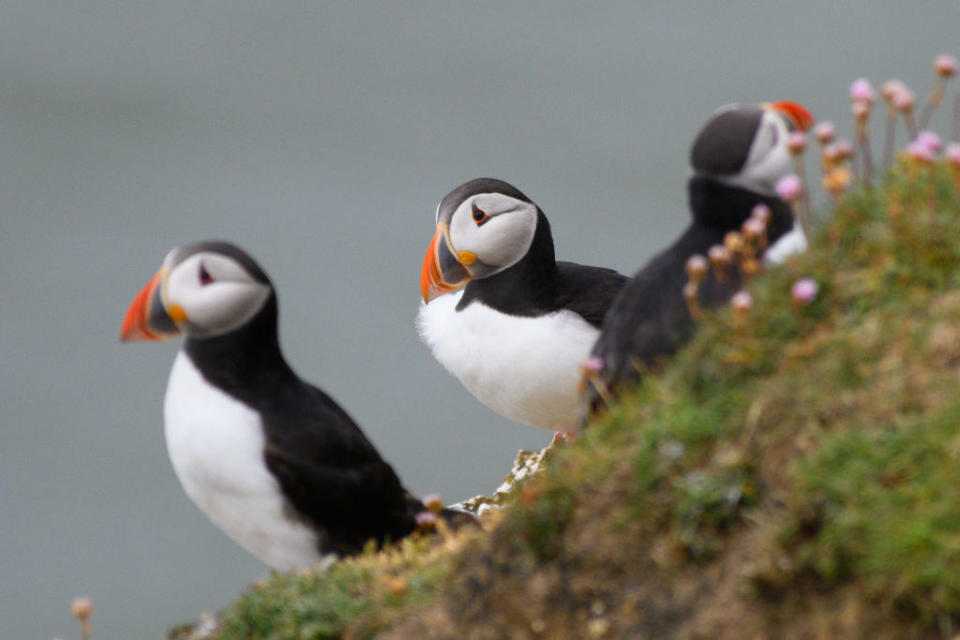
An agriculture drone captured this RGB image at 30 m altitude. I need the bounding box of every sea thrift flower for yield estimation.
[822,167,853,196]
[916,130,943,153]
[813,121,836,145]
[724,231,746,256]
[791,278,819,306]
[750,203,771,226]
[907,140,935,163]
[415,511,438,528]
[946,142,960,165]
[731,290,752,323]
[708,245,731,281]
[71,597,93,640]
[421,494,444,513]
[833,139,855,160]
[685,254,708,284]
[742,218,767,250]
[935,53,958,78]
[786,131,807,154]
[850,78,876,104]
[851,100,870,121]
[881,79,908,103]
[71,598,93,621]
[892,86,916,111]
[582,355,604,374]
[775,174,803,202]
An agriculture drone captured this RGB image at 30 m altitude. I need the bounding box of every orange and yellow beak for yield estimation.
[120,268,182,342]
[421,222,472,303]
[767,100,814,132]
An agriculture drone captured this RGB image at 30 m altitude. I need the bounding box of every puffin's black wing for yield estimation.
[260,383,422,554]
[555,262,630,328]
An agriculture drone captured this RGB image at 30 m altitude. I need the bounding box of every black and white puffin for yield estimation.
[121,241,468,571]
[417,179,628,434]
[584,101,814,410]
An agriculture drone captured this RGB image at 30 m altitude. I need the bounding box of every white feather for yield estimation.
[417,292,598,433]
[764,222,808,265]
[163,351,324,571]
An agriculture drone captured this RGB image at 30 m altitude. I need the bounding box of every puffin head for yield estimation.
[690,101,813,195]
[420,178,542,303]
[120,241,273,342]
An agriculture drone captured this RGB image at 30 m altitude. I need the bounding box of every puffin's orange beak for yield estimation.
[420,222,471,303]
[768,100,814,132]
[121,268,180,342]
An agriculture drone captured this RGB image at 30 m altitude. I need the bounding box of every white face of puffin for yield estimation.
[446,192,538,279]
[421,184,541,303]
[121,243,272,343]
[727,109,793,195]
[161,250,272,338]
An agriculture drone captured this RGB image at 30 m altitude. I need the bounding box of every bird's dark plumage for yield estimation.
[182,290,472,555]
[585,177,793,410]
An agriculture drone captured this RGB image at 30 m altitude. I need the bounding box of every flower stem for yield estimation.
[919,77,946,130]
[882,107,897,170]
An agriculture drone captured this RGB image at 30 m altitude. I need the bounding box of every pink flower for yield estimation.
[786,131,807,154]
[907,140,935,163]
[731,291,753,312]
[850,77,875,104]
[582,356,604,374]
[833,139,855,160]
[421,494,444,512]
[742,218,766,243]
[916,130,943,154]
[775,174,803,202]
[750,203,771,224]
[813,121,836,144]
[791,278,819,306]
[891,86,916,111]
[851,100,870,121]
[415,511,438,527]
[945,142,960,165]
[935,53,958,78]
[881,79,907,103]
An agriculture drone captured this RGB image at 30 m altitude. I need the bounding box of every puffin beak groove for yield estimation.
[121,268,181,342]
[421,222,471,303]
[767,100,815,132]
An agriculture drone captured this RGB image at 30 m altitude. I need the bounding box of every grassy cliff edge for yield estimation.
[173,160,960,639]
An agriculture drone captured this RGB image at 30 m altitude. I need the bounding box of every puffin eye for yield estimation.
[472,203,490,225]
[198,263,214,285]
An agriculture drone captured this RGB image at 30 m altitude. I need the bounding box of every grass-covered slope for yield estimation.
[181,160,960,639]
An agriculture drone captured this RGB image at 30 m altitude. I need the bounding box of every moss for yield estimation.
[172,159,960,639]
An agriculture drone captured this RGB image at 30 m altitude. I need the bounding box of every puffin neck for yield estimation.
[687,176,795,244]
[457,209,560,315]
[183,294,296,398]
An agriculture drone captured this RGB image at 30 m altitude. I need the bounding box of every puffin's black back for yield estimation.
[584,177,793,413]
[184,293,429,554]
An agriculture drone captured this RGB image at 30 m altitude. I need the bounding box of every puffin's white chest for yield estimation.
[163,351,323,571]
[417,292,598,432]
[764,222,807,265]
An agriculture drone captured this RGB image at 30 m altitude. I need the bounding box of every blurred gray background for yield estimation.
[1,2,957,637]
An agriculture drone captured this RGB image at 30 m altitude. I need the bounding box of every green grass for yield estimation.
[177,160,960,639]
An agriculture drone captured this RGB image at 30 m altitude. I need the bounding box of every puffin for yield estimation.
[121,241,469,571]
[417,178,629,434]
[583,101,814,412]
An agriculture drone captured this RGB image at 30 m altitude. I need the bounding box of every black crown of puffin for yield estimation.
[689,100,813,177]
